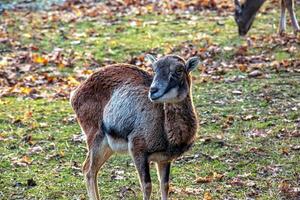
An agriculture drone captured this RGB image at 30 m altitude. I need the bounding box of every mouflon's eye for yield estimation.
[175,68,184,75]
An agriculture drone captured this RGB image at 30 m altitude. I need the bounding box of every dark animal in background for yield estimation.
[234,0,300,35]
[70,54,200,200]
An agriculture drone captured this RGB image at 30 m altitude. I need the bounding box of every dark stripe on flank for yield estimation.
[101,122,134,141]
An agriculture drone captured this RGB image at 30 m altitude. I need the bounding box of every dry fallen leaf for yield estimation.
[281,147,289,155]
[237,64,247,72]
[248,70,263,78]
[212,172,224,181]
[232,90,242,95]
[291,145,300,151]
[244,129,267,138]
[195,172,224,183]
[229,177,244,186]
[32,54,48,65]
[67,76,80,86]
[203,191,213,200]
[20,87,33,95]
[279,180,300,199]
[195,176,212,183]
[13,155,32,167]
[235,45,248,56]
[242,114,255,121]
[28,145,43,155]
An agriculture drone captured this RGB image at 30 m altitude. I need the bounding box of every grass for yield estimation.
[1,72,299,199]
[0,2,300,200]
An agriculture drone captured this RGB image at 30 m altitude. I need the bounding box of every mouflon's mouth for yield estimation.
[239,27,250,36]
[149,85,166,101]
[149,85,178,102]
[149,90,164,101]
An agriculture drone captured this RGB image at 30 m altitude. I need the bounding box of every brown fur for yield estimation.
[71,64,152,146]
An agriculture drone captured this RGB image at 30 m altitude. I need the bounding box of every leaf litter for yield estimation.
[1,0,299,100]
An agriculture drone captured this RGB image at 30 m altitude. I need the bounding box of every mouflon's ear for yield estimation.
[145,54,157,67]
[185,56,200,73]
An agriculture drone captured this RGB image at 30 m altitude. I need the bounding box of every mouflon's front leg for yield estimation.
[156,162,171,200]
[133,155,152,200]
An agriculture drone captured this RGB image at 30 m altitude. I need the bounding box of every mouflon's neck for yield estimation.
[163,93,198,146]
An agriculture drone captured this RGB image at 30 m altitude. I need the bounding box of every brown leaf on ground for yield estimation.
[203,191,213,200]
[279,180,300,199]
[244,129,267,138]
[235,45,248,56]
[248,70,263,78]
[229,177,245,186]
[195,176,213,183]
[12,155,32,167]
[195,172,224,183]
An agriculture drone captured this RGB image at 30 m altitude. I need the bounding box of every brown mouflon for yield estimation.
[70,54,200,200]
[234,0,299,36]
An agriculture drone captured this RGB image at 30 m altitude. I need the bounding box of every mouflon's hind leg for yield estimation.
[83,133,112,200]
[286,0,300,33]
[156,162,171,200]
[279,0,287,35]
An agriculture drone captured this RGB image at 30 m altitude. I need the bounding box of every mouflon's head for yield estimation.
[234,0,263,36]
[146,54,200,103]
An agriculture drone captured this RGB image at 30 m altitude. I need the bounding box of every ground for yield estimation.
[0,1,300,199]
